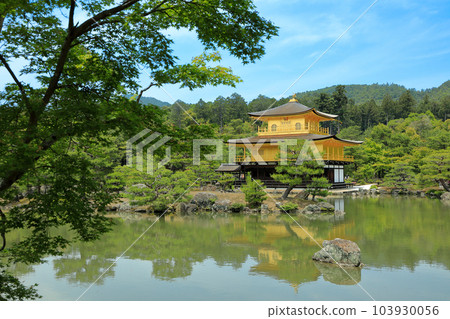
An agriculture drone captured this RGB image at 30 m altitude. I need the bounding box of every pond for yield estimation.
[9,197,450,300]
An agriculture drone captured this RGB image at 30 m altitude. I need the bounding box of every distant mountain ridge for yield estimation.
[139,81,449,107]
[295,81,450,104]
[138,96,171,107]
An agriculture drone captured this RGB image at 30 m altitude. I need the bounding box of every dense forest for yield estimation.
[157,80,450,132]
[156,81,449,190]
[296,81,450,105]
[158,81,450,134]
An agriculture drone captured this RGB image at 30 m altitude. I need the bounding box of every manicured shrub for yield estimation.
[230,203,245,213]
[280,202,298,213]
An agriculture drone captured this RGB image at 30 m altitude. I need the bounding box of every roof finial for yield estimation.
[289,94,298,102]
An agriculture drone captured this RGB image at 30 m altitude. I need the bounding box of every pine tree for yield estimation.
[109,166,194,214]
[419,149,450,191]
[272,141,328,199]
[241,175,267,209]
[307,177,331,200]
[398,90,416,118]
[383,161,415,190]
[381,94,396,124]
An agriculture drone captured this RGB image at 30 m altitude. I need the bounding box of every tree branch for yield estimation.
[141,0,173,16]
[0,54,29,103]
[0,15,5,33]
[42,0,145,109]
[1,0,175,195]
[68,0,76,30]
[0,208,5,252]
[74,0,140,38]
[0,132,59,193]
[80,1,173,36]
[137,82,156,103]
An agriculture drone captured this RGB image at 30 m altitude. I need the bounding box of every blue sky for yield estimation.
[1,0,449,104]
[151,0,450,103]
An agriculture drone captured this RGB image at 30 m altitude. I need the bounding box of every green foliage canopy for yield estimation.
[0,0,278,299]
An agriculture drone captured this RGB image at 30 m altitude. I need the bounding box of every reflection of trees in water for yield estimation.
[49,217,258,283]
[344,197,450,270]
[7,262,35,277]
[314,262,361,285]
[53,253,115,285]
[152,258,194,280]
[9,198,450,290]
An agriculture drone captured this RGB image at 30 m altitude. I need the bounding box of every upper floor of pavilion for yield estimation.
[248,96,338,136]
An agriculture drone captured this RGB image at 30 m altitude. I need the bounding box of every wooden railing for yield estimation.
[234,153,354,163]
[322,154,354,162]
[257,126,329,136]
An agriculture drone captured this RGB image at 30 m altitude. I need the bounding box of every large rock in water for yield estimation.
[312,238,361,267]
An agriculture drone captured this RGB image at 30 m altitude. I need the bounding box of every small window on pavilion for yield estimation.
[271,124,277,132]
[305,122,309,129]
[295,122,301,130]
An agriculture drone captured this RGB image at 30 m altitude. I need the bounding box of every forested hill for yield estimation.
[138,96,171,107]
[296,81,450,105]
[140,80,449,107]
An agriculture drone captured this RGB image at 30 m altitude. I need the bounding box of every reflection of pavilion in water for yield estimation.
[228,214,359,291]
[333,198,345,211]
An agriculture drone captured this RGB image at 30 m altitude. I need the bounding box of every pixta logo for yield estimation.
[126,129,171,175]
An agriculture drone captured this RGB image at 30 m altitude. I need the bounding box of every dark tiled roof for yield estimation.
[228,134,363,145]
[228,134,331,144]
[314,135,364,144]
[215,164,241,172]
[248,100,338,118]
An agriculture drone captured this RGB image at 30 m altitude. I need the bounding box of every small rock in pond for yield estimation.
[301,202,335,215]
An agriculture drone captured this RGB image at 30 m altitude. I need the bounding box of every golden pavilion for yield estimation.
[217,96,363,187]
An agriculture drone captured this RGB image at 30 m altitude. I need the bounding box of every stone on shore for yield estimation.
[312,238,361,267]
[260,204,270,215]
[301,202,335,215]
[212,199,232,212]
[441,192,450,205]
[177,202,198,216]
[106,201,131,212]
[191,192,218,208]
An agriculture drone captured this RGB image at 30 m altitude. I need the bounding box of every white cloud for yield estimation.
[273,12,350,48]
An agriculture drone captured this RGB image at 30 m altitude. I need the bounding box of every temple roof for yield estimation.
[215,164,241,172]
[228,134,363,145]
[248,99,338,119]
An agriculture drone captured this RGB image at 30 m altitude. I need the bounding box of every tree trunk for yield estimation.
[281,185,294,200]
[438,179,450,192]
[283,222,299,238]
[0,208,6,252]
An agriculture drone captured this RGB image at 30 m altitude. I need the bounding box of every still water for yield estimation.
[11,197,450,300]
